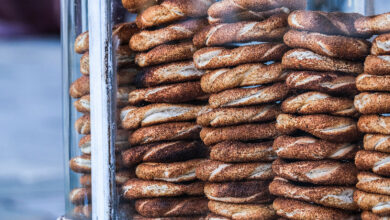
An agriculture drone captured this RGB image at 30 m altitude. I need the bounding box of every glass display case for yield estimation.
[60,0,390,219]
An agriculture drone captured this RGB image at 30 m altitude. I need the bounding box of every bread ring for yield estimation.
[364,134,390,154]
[135,197,208,218]
[288,10,366,37]
[136,41,196,67]
[122,179,204,199]
[194,43,288,70]
[74,95,90,113]
[69,154,91,173]
[201,63,287,94]
[272,159,358,185]
[372,33,390,56]
[135,0,214,29]
[286,71,357,96]
[200,123,280,146]
[282,49,364,74]
[208,83,288,108]
[70,75,89,98]
[276,114,360,143]
[357,172,390,196]
[356,74,390,92]
[197,105,280,127]
[281,92,357,117]
[283,29,370,60]
[355,92,390,114]
[196,160,273,182]
[129,122,201,145]
[194,14,288,48]
[364,55,390,75]
[358,115,390,135]
[273,198,357,220]
[79,130,130,154]
[69,187,91,205]
[361,211,390,220]
[273,135,358,161]
[354,190,390,216]
[80,170,135,186]
[355,12,390,35]
[72,205,91,218]
[80,52,89,75]
[128,81,206,105]
[121,0,160,13]
[210,141,276,162]
[122,141,206,167]
[133,215,204,220]
[208,5,290,24]
[121,104,207,130]
[205,181,273,204]
[208,200,276,220]
[135,159,206,182]
[355,150,390,176]
[270,177,358,210]
[75,114,90,135]
[130,19,208,52]
[137,61,205,87]
[205,213,230,220]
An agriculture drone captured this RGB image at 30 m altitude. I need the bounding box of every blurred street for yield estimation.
[0,38,63,220]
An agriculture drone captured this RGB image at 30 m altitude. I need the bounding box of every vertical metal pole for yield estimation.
[89,0,117,219]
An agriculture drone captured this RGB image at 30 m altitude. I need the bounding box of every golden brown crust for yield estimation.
[364,134,390,154]
[122,179,204,199]
[364,55,390,75]
[70,75,89,98]
[272,159,358,185]
[197,105,280,127]
[133,215,205,220]
[121,141,207,167]
[75,114,90,135]
[194,14,288,47]
[355,150,390,176]
[201,63,288,93]
[276,114,360,143]
[210,141,276,162]
[270,177,358,210]
[136,41,196,67]
[74,31,89,54]
[194,43,289,70]
[358,115,390,135]
[204,181,273,204]
[282,49,364,74]
[131,19,208,52]
[273,198,357,220]
[354,190,390,216]
[205,213,230,220]
[128,81,206,105]
[78,130,130,154]
[135,0,214,29]
[354,92,390,114]
[121,0,160,13]
[356,74,390,92]
[69,187,91,205]
[286,71,357,96]
[121,104,207,130]
[372,33,390,56]
[200,122,280,146]
[74,95,90,113]
[357,172,390,196]
[281,92,357,117]
[361,211,390,220]
[135,197,209,217]
[138,61,205,87]
[273,135,358,161]
[284,29,370,60]
[70,154,91,173]
[208,200,276,220]
[129,122,201,145]
[136,159,206,182]
[288,10,366,37]
[208,83,288,108]
[80,52,89,75]
[80,170,135,186]
[355,12,390,35]
[196,160,274,182]
[72,205,91,218]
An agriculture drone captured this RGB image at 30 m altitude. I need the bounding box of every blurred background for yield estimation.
[0,0,389,220]
[0,0,62,219]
